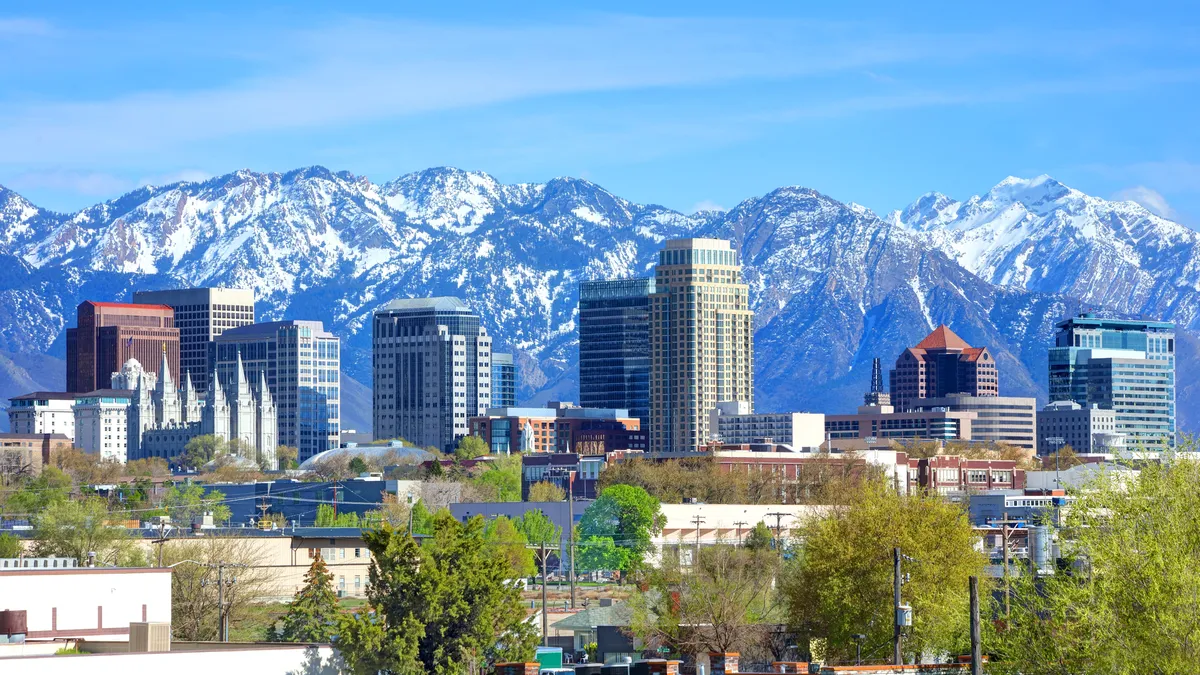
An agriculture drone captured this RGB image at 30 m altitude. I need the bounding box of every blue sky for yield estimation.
[2,1,1199,223]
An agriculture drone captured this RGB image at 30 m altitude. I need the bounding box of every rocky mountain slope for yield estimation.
[0,168,1193,432]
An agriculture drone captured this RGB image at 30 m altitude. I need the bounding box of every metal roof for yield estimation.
[380,297,472,312]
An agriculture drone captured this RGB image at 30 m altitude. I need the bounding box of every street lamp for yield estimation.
[851,634,867,665]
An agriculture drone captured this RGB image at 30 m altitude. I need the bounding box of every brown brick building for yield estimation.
[889,325,998,412]
[0,432,73,478]
[66,301,179,394]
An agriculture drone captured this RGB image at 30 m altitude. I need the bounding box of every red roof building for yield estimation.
[889,325,998,412]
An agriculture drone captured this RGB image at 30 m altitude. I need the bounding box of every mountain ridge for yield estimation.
[0,167,1194,434]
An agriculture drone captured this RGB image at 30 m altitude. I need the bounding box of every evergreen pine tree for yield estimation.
[279,553,341,643]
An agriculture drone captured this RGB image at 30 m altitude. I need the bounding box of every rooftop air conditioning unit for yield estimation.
[129,622,171,653]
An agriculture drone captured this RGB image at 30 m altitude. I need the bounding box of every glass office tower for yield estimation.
[372,297,492,453]
[579,278,655,428]
[491,352,517,408]
[1048,314,1175,450]
[212,320,341,461]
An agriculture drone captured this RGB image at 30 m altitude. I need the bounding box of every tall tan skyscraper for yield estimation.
[650,238,754,452]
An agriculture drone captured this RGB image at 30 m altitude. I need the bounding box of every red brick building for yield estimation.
[66,301,179,394]
[889,325,998,412]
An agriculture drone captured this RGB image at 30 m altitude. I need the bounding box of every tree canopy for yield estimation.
[527,480,566,502]
[454,435,490,461]
[782,478,986,664]
[338,513,538,674]
[578,484,663,573]
[991,457,1200,674]
[276,553,341,643]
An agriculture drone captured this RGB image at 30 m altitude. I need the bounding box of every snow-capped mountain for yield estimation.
[892,175,1200,330]
[0,168,1195,432]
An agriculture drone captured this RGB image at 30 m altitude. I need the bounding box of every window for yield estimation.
[354,548,361,558]
[968,470,987,483]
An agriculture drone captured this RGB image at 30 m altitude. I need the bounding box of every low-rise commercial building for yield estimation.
[0,433,72,476]
[0,565,171,641]
[709,402,824,449]
[204,477,403,526]
[7,393,76,441]
[825,403,975,448]
[920,394,1037,452]
[1037,400,1122,455]
[469,402,644,455]
[522,452,614,500]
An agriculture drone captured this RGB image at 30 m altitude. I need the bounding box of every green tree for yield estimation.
[744,522,774,551]
[515,508,562,547]
[276,445,300,470]
[483,516,535,577]
[179,435,227,469]
[782,477,986,664]
[277,553,341,642]
[338,514,538,674]
[2,466,72,516]
[577,535,623,573]
[631,544,783,657]
[409,500,435,535]
[164,483,232,525]
[527,481,566,502]
[31,497,136,565]
[0,532,21,557]
[991,456,1200,674]
[578,485,664,573]
[348,456,369,475]
[471,454,522,502]
[454,435,490,461]
[315,503,360,527]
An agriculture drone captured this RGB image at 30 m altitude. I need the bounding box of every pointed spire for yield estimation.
[258,369,273,407]
[182,370,196,400]
[157,344,174,393]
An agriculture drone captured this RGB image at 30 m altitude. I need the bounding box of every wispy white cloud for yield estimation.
[0,16,1170,166]
[1113,186,1177,219]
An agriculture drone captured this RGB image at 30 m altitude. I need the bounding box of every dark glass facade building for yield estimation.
[492,352,517,408]
[372,297,492,452]
[579,278,655,427]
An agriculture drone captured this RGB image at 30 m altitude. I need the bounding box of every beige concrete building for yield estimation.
[143,528,376,602]
[650,239,754,453]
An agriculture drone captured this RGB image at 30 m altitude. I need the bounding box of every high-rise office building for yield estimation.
[889,325,998,412]
[212,320,340,461]
[133,287,255,393]
[372,298,492,453]
[579,278,654,427]
[66,301,179,394]
[650,239,754,453]
[1048,314,1175,450]
[492,352,517,408]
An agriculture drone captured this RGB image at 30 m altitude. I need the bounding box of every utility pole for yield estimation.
[893,547,903,665]
[733,521,748,546]
[765,512,788,548]
[1001,510,1011,618]
[153,519,169,567]
[569,471,576,609]
[540,540,548,646]
[969,576,982,675]
[690,515,706,561]
[218,562,226,642]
